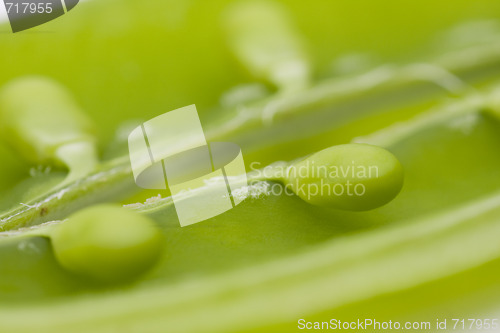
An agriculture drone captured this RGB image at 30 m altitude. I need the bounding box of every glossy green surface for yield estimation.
[1,1,500,332]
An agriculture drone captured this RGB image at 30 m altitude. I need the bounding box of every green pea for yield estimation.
[222,1,310,92]
[0,76,98,183]
[51,205,164,282]
[284,144,404,211]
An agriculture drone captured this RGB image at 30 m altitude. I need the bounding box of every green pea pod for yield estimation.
[0,76,98,184]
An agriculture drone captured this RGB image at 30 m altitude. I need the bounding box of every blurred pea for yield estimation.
[222,0,310,92]
[51,205,164,282]
[0,76,98,184]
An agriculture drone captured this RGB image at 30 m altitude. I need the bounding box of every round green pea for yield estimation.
[285,144,404,211]
[0,76,95,166]
[51,205,164,282]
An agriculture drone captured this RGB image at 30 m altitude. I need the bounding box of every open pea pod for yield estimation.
[2,9,500,331]
[2,39,499,230]
[1,78,500,332]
